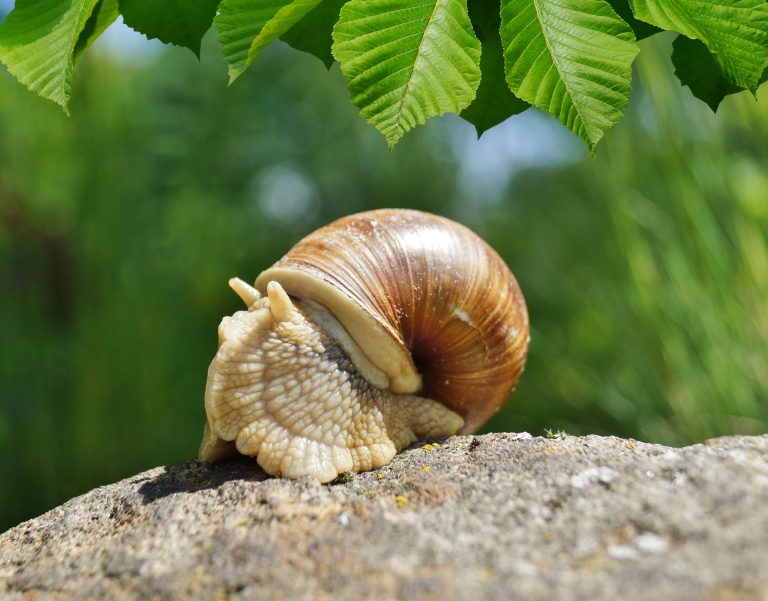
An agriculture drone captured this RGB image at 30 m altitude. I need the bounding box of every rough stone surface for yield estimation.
[2,433,768,601]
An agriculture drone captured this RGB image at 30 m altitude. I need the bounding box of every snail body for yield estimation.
[200,209,529,482]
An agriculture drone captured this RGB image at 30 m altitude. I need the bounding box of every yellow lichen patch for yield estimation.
[474,568,494,581]
[422,466,431,473]
[582,555,612,572]
[394,495,408,507]
[421,442,441,452]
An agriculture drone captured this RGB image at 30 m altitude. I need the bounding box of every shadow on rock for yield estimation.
[138,456,269,504]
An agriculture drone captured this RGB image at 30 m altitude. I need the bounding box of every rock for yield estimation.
[2,433,768,601]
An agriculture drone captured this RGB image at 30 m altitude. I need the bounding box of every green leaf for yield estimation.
[74,0,120,63]
[216,0,322,83]
[0,0,99,111]
[671,36,739,112]
[332,0,482,149]
[629,0,768,90]
[606,0,659,39]
[672,36,768,111]
[501,0,639,150]
[462,0,528,135]
[281,0,347,68]
[119,0,220,56]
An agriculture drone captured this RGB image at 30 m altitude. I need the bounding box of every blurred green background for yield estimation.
[1,21,767,532]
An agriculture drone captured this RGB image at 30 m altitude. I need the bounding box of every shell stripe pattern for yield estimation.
[257,209,529,433]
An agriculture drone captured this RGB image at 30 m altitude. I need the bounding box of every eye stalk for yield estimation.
[200,209,529,482]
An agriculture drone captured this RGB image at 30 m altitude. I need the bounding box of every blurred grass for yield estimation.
[1,33,767,531]
[483,35,768,443]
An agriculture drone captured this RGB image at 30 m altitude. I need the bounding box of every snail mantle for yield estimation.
[3,433,768,601]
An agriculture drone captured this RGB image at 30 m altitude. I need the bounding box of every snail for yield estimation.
[199,209,529,482]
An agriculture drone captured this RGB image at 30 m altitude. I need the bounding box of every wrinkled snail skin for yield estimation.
[199,209,530,483]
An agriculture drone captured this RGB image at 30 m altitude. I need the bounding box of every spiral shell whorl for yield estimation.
[255,209,529,433]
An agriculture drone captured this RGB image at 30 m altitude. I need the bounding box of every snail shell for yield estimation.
[200,209,529,482]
